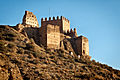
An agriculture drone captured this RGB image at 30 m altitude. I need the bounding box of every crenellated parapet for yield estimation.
[61,16,70,23]
[66,28,78,38]
[41,16,70,23]
[41,16,70,33]
[41,16,59,22]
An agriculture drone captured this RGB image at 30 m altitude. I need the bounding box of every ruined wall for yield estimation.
[39,23,47,48]
[75,36,89,56]
[41,16,70,33]
[22,11,39,27]
[23,27,40,45]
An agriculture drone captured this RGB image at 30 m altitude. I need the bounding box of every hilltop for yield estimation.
[0,25,120,80]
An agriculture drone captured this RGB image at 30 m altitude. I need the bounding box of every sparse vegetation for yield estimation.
[0,41,7,53]
[0,25,120,80]
[0,26,16,41]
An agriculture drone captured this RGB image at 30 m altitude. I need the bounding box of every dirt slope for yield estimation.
[0,25,120,80]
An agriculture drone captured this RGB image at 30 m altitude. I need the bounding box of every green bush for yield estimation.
[5,36,15,41]
[3,32,16,37]
[0,41,7,53]
[32,52,46,59]
[49,55,55,59]
[7,43,15,48]
[0,32,16,41]
[46,49,52,54]
[57,49,65,57]
[0,26,16,41]
[17,48,24,54]
[25,43,35,50]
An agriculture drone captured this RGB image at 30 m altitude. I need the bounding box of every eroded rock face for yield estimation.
[8,64,23,80]
[0,54,23,80]
[63,39,74,52]
[0,65,9,80]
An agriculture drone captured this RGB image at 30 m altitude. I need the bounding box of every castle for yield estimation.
[14,11,90,58]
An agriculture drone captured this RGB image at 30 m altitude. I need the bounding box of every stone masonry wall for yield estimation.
[23,27,40,45]
[82,36,89,55]
[75,37,82,55]
[22,11,39,27]
[39,24,47,48]
[39,24,60,49]
[62,17,70,33]
[75,36,89,56]
[47,24,60,49]
[41,16,70,33]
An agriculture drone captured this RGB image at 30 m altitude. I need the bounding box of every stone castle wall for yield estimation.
[66,28,78,38]
[16,11,90,56]
[82,36,89,55]
[41,16,70,33]
[23,27,40,45]
[39,24,60,49]
[75,36,89,56]
[62,17,70,33]
[39,24,47,48]
[22,11,39,27]
[47,24,60,49]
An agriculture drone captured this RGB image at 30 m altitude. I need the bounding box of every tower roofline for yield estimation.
[41,16,70,23]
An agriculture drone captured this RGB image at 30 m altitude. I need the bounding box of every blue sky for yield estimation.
[0,0,120,70]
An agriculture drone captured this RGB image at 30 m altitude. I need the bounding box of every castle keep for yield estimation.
[15,11,90,57]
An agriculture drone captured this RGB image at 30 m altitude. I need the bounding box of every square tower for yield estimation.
[39,24,60,49]
[75,36,89,56]
[41,16,70,33]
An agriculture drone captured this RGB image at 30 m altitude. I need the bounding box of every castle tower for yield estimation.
[22,11,39,27]
[41,16,70,33]
[39,24,60,49]
[75,36,89,56]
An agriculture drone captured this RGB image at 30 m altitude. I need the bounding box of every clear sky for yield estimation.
[0,0,120,70]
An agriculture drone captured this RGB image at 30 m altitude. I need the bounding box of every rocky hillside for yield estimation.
[0,25,120,80]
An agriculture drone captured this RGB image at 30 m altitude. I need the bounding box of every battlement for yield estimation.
[66,28,76,34]
[66,28,78,37]
[41,16,70,23]
[41,16,70,33]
